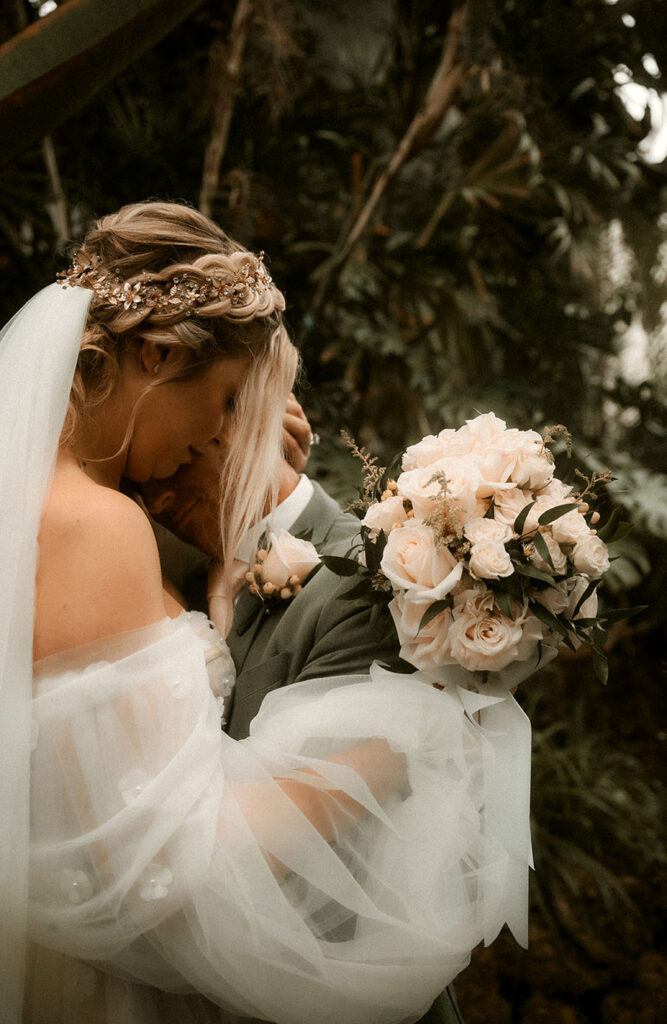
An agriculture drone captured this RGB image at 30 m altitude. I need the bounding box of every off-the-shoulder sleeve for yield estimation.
[29,615,521,1024]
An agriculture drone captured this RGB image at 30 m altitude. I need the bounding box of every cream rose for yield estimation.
[396,457,481,523]
[549,510,590,545]
[492,487,534,532]
[447,589,527,672]
[456,411,509,448]
[572,534,610,578]
[469,539,514,580]
[361,496,407,535]
[529,531,568,575]
[519,494,563,535]
[260,531,321,589]
[538,478,575,503]
[510,449,555,491]
[402,431,455,471]
[463,516,513,545]
[394,466,446,519]
[567,576,599,619]
[380,522,463,601]
[534,581,570,616]
[389,594,454,672]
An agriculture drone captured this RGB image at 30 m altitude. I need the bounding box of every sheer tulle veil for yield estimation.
[0,284,92,1021]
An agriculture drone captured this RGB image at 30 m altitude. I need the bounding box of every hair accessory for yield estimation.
[57,251,276,316]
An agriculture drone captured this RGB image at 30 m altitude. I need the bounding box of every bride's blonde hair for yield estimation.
[63,200,298,587]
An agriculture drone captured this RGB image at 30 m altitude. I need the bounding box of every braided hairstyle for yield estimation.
[62,200,298,594]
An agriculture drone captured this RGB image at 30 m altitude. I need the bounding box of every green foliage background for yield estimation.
[1,1,665,1018]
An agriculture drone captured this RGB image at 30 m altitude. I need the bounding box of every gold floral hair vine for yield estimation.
[57,250,279,317]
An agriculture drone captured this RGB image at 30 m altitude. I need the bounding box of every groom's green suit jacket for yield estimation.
[223,481,464,1024]
[225,481,396,740]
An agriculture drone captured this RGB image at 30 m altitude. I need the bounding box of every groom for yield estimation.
[143,429,465,1024]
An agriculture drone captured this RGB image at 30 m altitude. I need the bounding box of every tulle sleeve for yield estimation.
[29,613,521,1024]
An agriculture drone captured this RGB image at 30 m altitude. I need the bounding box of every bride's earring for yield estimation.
[152,364,160,376]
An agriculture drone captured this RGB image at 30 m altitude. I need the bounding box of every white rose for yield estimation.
[397,457,481,523]
[538,478,574,503]
[567,576,599,620]
[572,534,610,578]
[469,539,514,580]
[492,487,534,532]
[529,531,568,575]
[457,412,508,448]
[510,449,555,491]
[380,522,464,601]
[260,531,321,588]
[435,457,487,519]
[402,432,454,471]
[361,496,407,535]
[448,588,526,672]
[389,594,454,672]
[520,494,564,535]
[395,466,447,519]
[534,581,570,616]
[463,516,513,545]
[550,510,590,545]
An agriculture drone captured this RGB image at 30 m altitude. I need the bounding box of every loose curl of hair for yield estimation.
[62,201,298,604]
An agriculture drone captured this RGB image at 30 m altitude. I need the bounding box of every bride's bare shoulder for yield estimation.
[35,465,167,661]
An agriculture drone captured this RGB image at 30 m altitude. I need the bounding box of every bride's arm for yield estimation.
[31,509,498,1020]
[37,491,406,844]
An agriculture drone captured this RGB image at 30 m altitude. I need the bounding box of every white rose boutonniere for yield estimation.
[246,530,321,601]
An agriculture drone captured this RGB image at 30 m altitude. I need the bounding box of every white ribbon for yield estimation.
[411,664,533,949]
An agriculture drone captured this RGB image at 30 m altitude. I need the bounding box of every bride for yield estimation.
[0,201,526,1024]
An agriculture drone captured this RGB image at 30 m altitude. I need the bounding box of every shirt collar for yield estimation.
[235,475,314,563]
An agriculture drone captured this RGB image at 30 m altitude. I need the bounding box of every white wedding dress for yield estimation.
[0,285,532,1024]
[25,608,521,1024]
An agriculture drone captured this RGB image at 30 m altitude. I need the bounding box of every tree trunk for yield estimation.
[199,0,254,218]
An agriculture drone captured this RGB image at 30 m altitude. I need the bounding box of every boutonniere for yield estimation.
[245,530,322,603]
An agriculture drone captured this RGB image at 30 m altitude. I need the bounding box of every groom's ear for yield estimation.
[139,340,189,377]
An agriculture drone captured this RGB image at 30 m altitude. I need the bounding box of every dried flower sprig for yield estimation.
[541,423,573,457]
[341,429,387,509]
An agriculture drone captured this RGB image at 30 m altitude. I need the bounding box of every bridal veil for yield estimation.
[0,285,93,1019]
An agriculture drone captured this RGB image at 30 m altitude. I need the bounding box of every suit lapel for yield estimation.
[228,482,354,676]
[290,481,344,547]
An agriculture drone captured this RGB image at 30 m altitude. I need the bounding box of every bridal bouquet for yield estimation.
[324,413,630,686]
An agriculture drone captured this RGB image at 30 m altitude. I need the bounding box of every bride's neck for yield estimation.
[68,389,132,490]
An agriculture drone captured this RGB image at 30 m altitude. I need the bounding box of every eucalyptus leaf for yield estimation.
[492,587,514,619]
[537,502,581,526]
[531,602,571,639]
[320,554,362,577]
[599,605,647,623]
[592,647,609,684]
[607,522,634,544]
[418,600,450,634]
[532,530,555,570]
[572,578,600,618]
[597,506,622,542]
[514,562,559,588]
[338,579,376,601]
[513,500,537,536]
